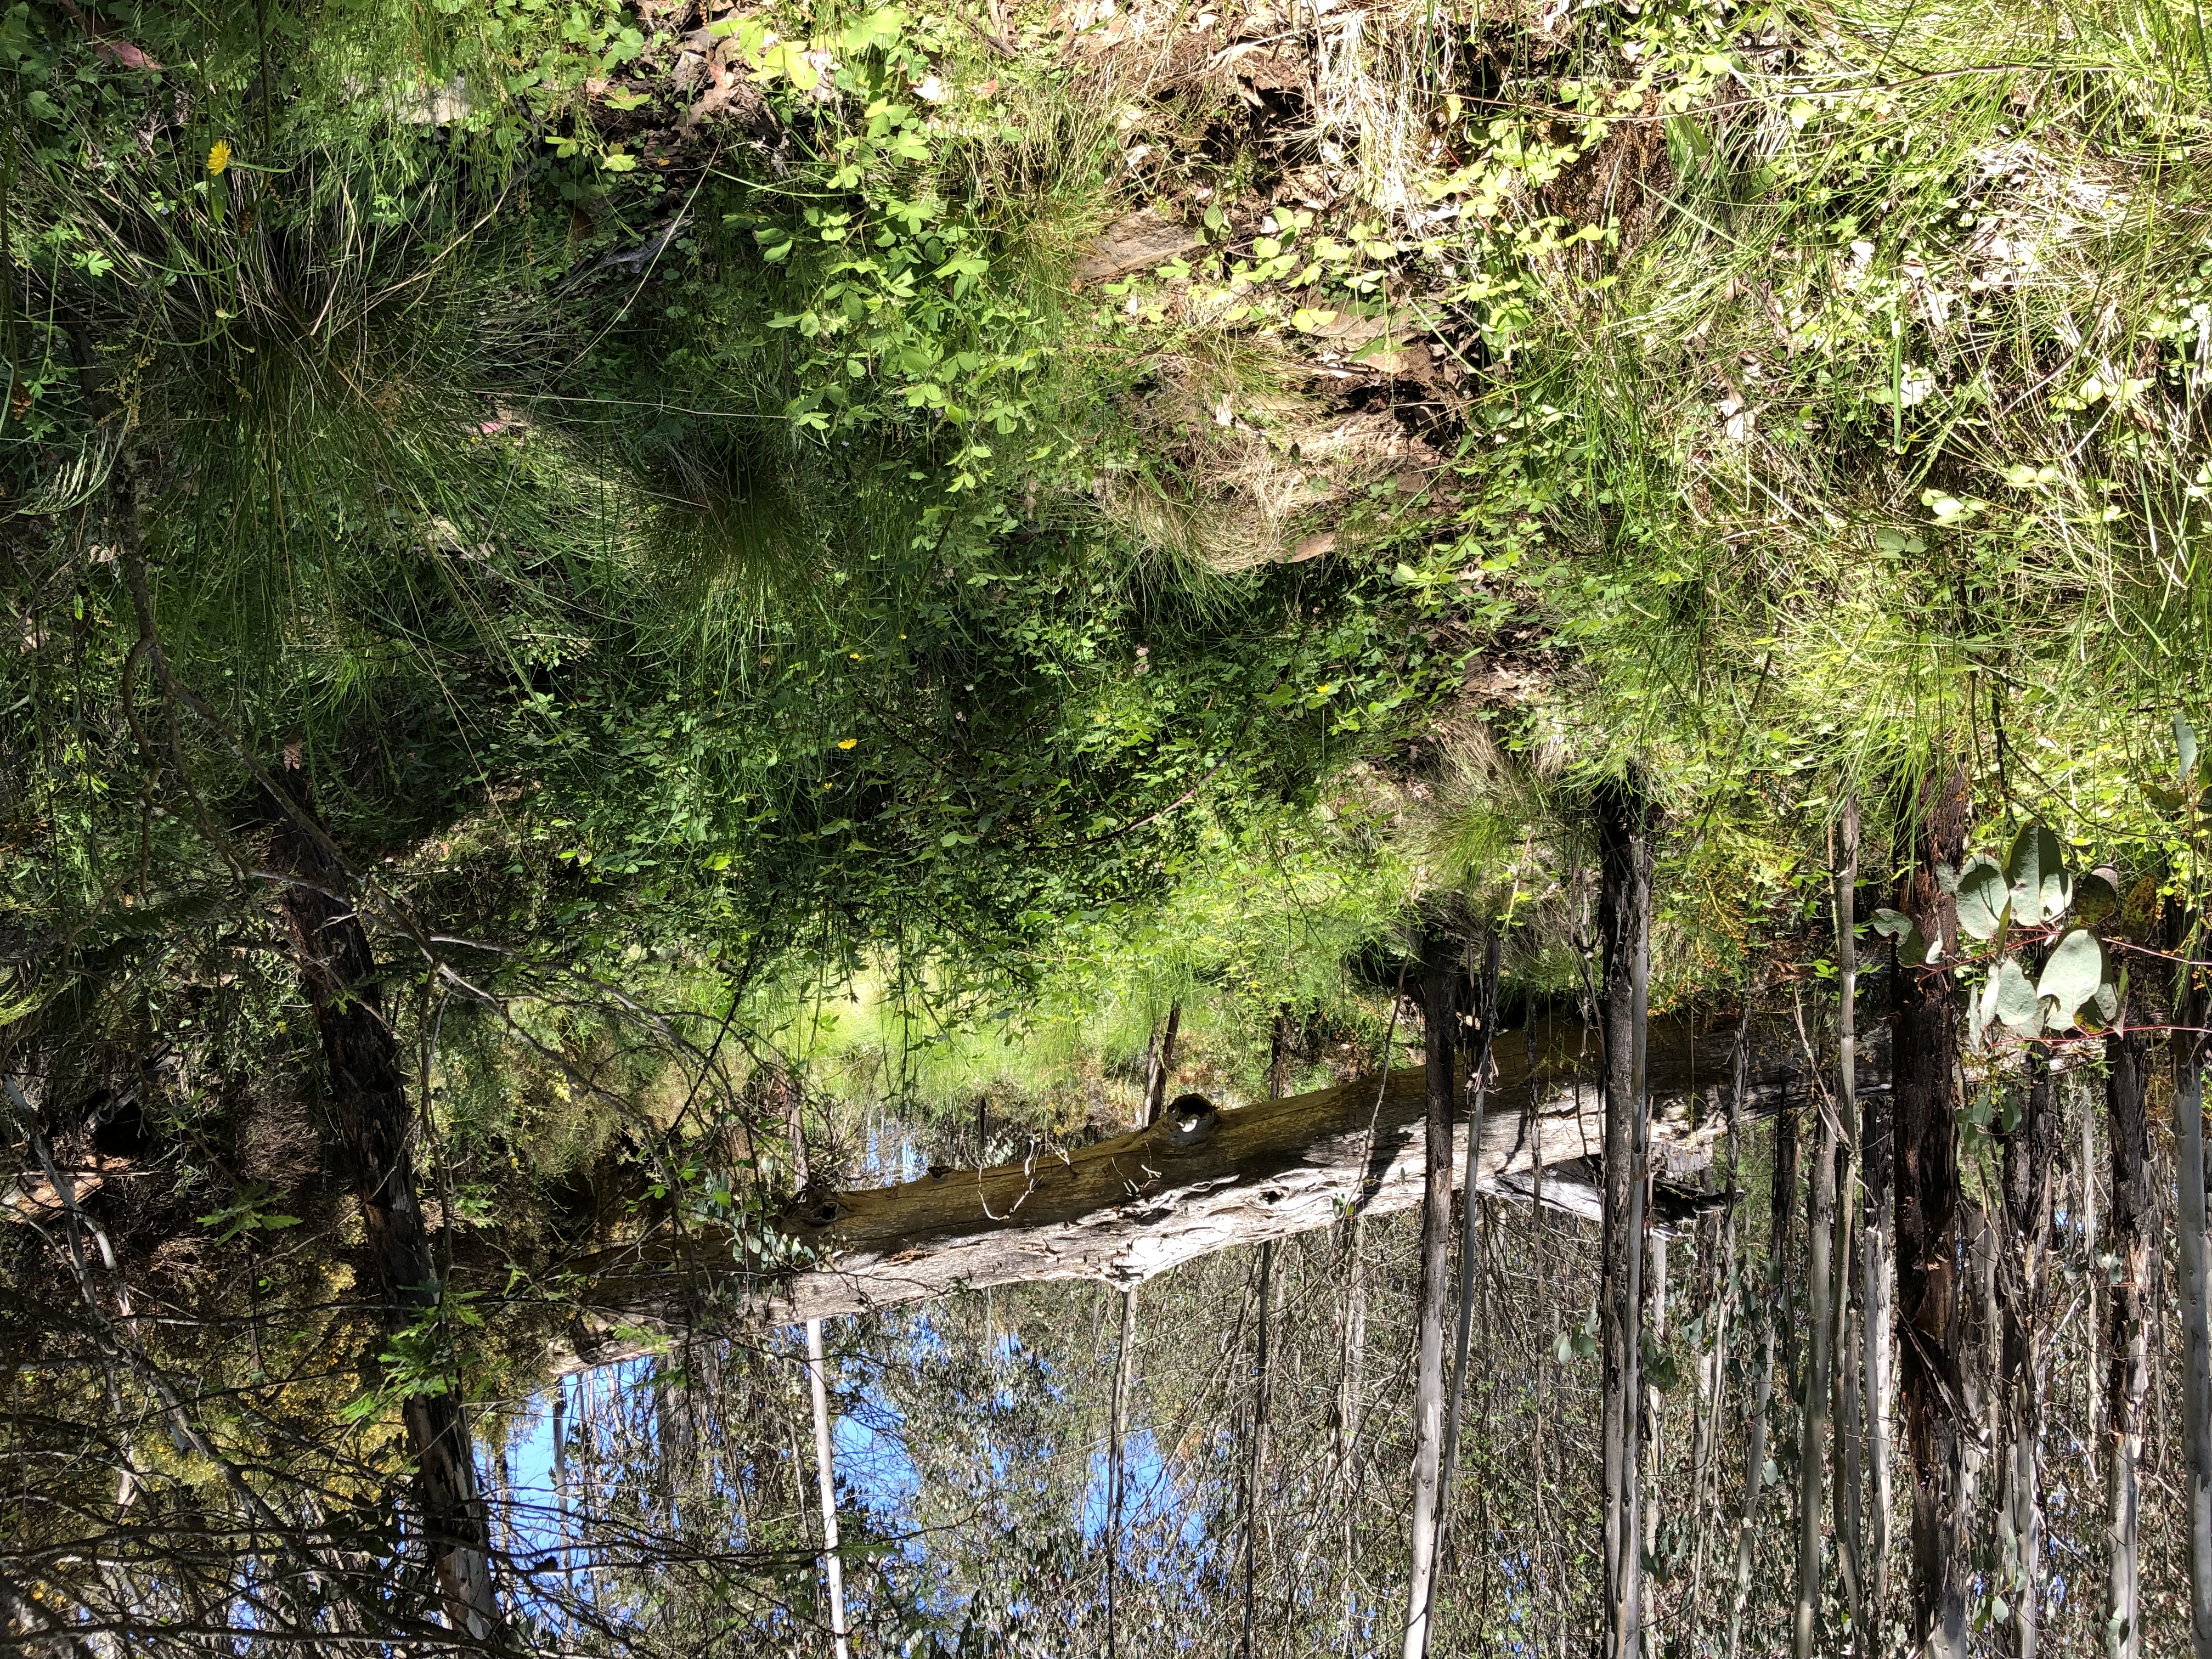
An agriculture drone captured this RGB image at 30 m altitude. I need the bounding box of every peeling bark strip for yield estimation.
[268,778,498,1640]
[595,1008,1877,1331]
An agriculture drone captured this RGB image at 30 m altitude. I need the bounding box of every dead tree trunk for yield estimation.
[2107,1017,2152,1659]
[1596,778,1652,1659]
[1142,1003,1182,1128]
[1401,928,1459,1659]
[268,776,497,1641]
[1998,1046,2057,1659]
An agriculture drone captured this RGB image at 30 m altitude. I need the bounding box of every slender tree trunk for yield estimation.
[1998,1047,2057,1659]
[1402,928,1459,1659]
[1795,1074,1837,1658]
[268,776,497,1640]
[1893,766,1970,1659]
[1597,779,1652,1659]
[1270,1006,1297,1103]
[2172,910,2212,1659]
[2104,1015,2151,1659]
[1108,1286,1136,1659]
[1143,1003,1183,1128]
[1729,1091,1795,1659]
[1243,1242,1275,1659]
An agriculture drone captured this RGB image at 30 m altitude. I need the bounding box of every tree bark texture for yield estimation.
[2106,1019,2152,1659]
[1596,778,1651,1659]
[1832,800,1866,1636]
[1401,929,1458,1659]
[269,780,498,1641]
[1893,766,1970,1659]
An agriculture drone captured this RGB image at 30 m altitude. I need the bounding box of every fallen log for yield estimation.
[573,1008,1881,1342]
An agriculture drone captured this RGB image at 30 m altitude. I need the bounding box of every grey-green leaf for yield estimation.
[1955,855,2009,941]
[2006,823,2070,923]
[2180,713,2199,784]
[1996,957,2041,1036]
[2037,927,2108,1023]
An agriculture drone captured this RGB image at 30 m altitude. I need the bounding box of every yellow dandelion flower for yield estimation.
[837,738,858,750]
[207,140,232,176]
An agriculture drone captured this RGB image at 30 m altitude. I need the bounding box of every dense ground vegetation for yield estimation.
[4,0,2211,1650]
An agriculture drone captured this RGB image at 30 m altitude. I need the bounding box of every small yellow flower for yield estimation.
[207,140,232,176]
[837,738,858,750]
[1317,683,1337,696]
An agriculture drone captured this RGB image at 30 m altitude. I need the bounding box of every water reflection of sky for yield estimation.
[492,1305,1216,1639]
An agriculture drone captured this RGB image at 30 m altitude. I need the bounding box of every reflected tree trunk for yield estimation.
[268,772,498,1642]
[1400,927,1459,1659]
[1242,1242,1274,1659]
[804,1317,849,1659]
[2171,904,2212,1659]
[1596,777,1652,1659]
[1795,1063,1835,1659]
[1894,765,1969,1659]
[1831,802,1866,1637]
[1997,1045,2056,1658]
[1729,1091,1795,1659]
[2107,1015,2151,1659]
[1108,1285,1137,1659]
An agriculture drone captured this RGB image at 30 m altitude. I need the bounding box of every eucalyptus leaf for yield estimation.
[2180,713,2199,784]
[2036,928,2108,1024]
[1869,907,1933,966]
[2005,823,2070,923]
[1955,855,2008,941]
[1995,957,2041,1036]
[2073,867,2120,926]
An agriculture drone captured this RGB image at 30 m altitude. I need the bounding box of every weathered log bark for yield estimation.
[2107,1017,2152,1659]
[1997,1045,2056,1659]
[1597,778,1652,1659]
[269,778,497,1641]
[1401,928,1458,1659]
[1895,766,1970,1659]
